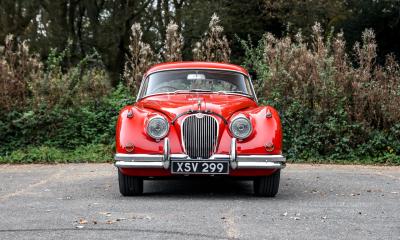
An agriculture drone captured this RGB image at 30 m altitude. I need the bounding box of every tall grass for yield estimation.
[241,23,400,162]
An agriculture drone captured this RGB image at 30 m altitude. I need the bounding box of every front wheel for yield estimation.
[118,169,143,196]
[253,170,280,197]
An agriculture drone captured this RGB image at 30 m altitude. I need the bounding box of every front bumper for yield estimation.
[115,138,286,170]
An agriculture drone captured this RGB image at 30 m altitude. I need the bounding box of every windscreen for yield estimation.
[141,69,254,98]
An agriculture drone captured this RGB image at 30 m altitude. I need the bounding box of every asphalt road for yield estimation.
[0,164,399,240]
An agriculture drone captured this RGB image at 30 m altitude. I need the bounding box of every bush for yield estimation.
[29,47,111,108]
[0,84,132,159]
[0,35,42,110]
[240,23,400,163]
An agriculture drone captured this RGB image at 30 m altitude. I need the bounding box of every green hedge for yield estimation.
[1,97,399,164]
[0,84,132,163]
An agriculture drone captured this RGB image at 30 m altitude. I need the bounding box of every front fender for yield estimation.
[216,106,282,155]
[115,106,183,154]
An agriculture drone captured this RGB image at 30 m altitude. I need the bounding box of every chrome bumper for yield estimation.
[115,138,286,170]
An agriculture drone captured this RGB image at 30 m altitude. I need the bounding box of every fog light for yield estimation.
[125,143,134,152]
[265,142,274,152]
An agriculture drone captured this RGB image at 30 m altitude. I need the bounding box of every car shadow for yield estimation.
[143,178,253,197]
[136,175,300,200]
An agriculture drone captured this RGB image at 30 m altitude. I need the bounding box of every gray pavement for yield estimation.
[0,163,399,240]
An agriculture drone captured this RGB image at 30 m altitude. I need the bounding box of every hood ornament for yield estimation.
[196,99,204,118]
[197,99,202,111]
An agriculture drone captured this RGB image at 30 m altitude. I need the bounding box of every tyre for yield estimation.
[253,170,280,197]
[118,169,143,196]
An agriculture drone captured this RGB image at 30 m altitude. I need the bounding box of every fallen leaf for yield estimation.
[79,219,88,224]
[99,212,112,217]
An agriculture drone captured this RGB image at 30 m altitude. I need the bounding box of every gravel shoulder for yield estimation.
[0,163,399,240]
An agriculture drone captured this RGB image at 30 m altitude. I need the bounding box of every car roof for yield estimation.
[144,61,250,77]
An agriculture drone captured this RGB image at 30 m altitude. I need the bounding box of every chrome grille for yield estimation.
[182,114,218,159]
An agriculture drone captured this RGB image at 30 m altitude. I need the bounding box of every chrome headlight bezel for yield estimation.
[146,116,169,140]
[229,116,253,140]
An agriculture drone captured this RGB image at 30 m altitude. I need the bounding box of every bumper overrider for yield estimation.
[114,138,286,170]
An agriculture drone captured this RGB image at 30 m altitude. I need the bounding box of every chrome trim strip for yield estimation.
[236,155,286,162]
[114,153,163,161]
[115,161,164,168]
[230,138,238,169]
[163,138,170,169]
[237,162,285,169]
[115,153,285,162]
[115,153,285,169]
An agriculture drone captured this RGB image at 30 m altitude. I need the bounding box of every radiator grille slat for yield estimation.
[182,114,218,159]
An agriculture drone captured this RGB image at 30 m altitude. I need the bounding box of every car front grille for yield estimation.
[182,114,218,159]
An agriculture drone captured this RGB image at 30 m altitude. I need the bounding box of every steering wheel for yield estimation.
[152,86,179,93]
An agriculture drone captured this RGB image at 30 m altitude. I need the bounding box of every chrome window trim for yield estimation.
[136,68,258,102]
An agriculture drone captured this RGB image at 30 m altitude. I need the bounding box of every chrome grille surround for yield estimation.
[181,114,218,159]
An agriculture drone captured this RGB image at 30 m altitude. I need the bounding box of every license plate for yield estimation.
[171,161,229,175]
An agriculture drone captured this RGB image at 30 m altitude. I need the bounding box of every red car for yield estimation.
[115,62,285,196]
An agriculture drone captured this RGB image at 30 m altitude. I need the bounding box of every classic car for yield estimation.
[114,62,285,196]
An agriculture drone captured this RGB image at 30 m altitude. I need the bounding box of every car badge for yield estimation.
[195,113,204,118]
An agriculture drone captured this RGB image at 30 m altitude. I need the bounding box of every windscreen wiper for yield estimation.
[189,89,213,92]
[174,89,213,94]
[218,90,252,97]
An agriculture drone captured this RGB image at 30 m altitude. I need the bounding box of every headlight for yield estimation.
[146,116,169,140]
[229,117,252,139]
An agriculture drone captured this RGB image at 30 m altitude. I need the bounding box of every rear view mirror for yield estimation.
[187,74,206,81]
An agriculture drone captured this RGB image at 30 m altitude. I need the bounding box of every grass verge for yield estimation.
[0,144,113,164]
[1,145,399,165]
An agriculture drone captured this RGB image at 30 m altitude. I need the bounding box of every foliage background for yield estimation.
[0,0,399,164]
